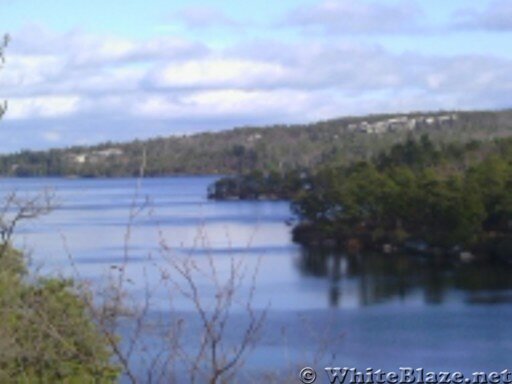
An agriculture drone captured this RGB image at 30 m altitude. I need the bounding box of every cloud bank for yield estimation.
[283,0,425,34]
[0,1,511,151]
[452,0,512,31]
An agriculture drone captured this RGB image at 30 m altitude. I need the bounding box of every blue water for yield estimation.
[2,177,512,380]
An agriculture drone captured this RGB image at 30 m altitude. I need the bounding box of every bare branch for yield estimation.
[0,34,9,119]
[0,189,55,259]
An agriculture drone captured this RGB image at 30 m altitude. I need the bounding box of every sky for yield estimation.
[0,0,511,152]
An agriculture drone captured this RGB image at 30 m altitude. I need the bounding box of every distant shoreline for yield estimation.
[1,109,510,178]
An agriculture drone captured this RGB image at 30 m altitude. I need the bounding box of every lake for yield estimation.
[2,176,512,381]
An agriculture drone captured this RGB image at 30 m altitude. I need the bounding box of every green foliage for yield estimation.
[0,246,119,382]
[292,135,512,255]
[208,169,308,200]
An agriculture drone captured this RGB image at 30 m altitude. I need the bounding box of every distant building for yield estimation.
[247,133,262,143]
[73,154,87,164]
[95,148,124,157]
[345,113,458,135]
[69,148,124,164]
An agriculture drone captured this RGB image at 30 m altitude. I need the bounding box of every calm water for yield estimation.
[2,177,512,378]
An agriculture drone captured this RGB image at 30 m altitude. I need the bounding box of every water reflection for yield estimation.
[297,248,512,308]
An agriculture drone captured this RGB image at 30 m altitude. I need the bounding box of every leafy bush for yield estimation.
[0,247,119,382]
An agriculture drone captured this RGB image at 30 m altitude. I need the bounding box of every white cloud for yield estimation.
[283,0,424,34]
[6,95,82,119]
[0,54,64,89]
[132,89,316,120]
[452,0,512,31]
[148,59,289,90]
[9,25,209,66]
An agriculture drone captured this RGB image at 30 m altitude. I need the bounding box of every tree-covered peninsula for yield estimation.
[290,135,512,262]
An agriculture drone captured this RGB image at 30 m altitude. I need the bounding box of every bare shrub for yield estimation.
[156,229,267,384]
[76,214,267,383]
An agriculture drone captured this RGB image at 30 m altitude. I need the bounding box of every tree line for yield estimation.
[2,109,512,177]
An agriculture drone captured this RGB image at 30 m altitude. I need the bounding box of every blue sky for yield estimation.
[0,0,511,152]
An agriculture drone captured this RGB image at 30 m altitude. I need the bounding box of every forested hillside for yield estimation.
[1,109,512,177]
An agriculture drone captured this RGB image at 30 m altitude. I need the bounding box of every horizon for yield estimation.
[0,106,504,156]
[1,0,512,152]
